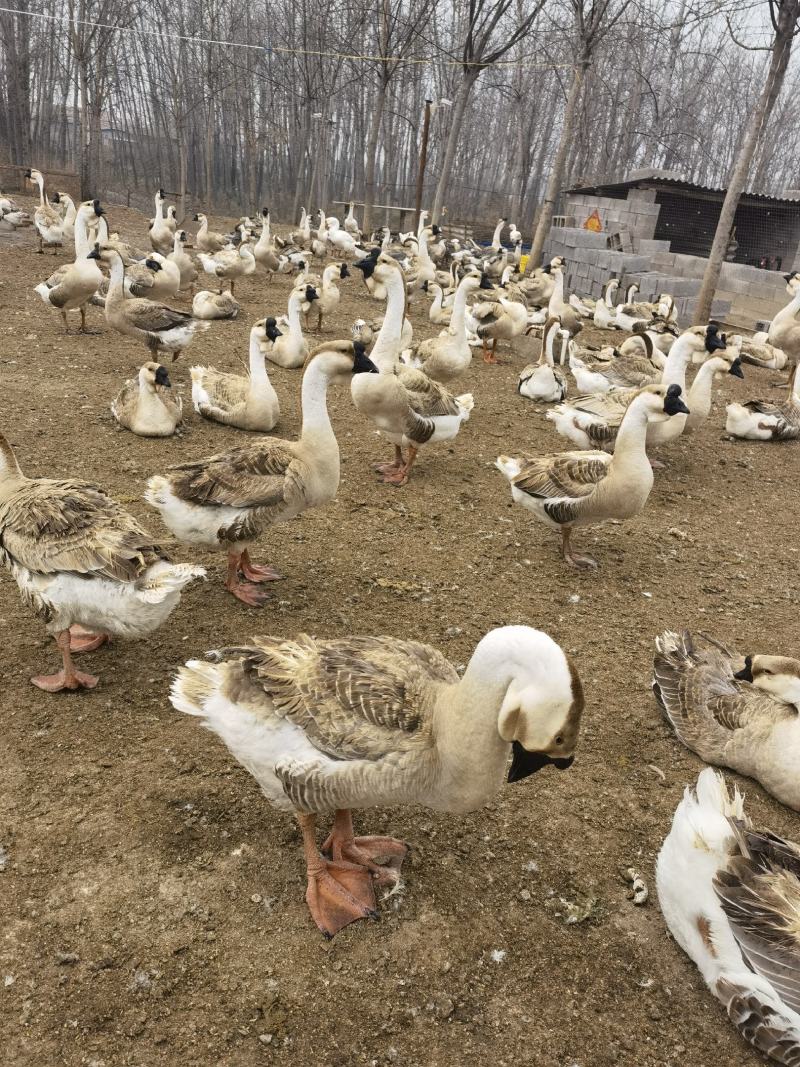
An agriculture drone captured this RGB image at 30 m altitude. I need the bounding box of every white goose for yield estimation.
[517,317,569,403]
[657,768,800,1064]
[34,199,104,332]
[171,624,583,936]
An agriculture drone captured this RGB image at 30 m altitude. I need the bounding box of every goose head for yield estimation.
[339,262,350,280]
[24,168,44,186]
[784,271,800,294]
[140,361,171,391]
[304,340,379,382]
[486,628,583,782]
[686,323,728,363]
[734,655,800,708]
[193,212,206,224]
[636,382,690,420]
[253,316,282,344]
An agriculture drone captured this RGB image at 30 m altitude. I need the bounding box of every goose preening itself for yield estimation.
[24,168,64,254]
[351,254,474,486]
[517,317,569,403]
[653,630,800,811]
[192,289,241,320]
[190,318,281,432]
[725,360,800,441]
[170,624,583,936]
[146,342,379,606]
[111,362,183,437]
[97,248,208,359]
[657,768,800,1064]
[0,432,204,692]
[496,383,690,568]
[34,199,104,332]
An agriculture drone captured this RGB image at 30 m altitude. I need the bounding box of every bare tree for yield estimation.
[693,0,800,323]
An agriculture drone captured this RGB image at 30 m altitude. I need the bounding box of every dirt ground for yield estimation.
[1,194,798,1067]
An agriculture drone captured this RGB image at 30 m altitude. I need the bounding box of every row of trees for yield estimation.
[0,0,798,262]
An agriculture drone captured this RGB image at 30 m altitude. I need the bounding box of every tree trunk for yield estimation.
[693,0,799,323]
[78,59,92,198]
[363,78,387,232]
[528,60,588,270]
[430,69,478,224]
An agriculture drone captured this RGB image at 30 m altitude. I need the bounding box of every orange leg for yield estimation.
[69,624,109,653]
[225,552,271,606]
[299,813,377,938]
[373,445,404,475]
[239,548,283,583]
[383,445,418,486]
[31,630,100,692]
[321,809,407,888]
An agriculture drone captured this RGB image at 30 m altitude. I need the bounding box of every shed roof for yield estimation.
[565,176,800,208]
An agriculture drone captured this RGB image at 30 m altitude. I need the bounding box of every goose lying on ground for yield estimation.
[725,360,800,441]
[111,362,183,437]
[171,624,583,936]
[190,318,281,432]
[657,767,800,1065]
[653,630,800,811]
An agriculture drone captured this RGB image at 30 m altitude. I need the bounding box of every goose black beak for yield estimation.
[733,655,753,682]
[508,741,574,783]
[728,357,744,378]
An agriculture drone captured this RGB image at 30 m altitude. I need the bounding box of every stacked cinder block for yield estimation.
[563,192,660,240]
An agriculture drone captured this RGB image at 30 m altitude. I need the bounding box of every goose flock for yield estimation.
[3,174,800,1060]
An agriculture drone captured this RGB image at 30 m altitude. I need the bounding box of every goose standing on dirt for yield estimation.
[149,189,175,255]
[190,318,281,432]
[193,212,228,254]
[168,230,198,291]
[146,342,379,606]
[34,199,104,332]
[111,362,183,437]
[311,263,348,331]
[0,432,204,692]
[726,359,800,441]
[253,208,280,273]
[653,630,800,811]
[24,168,64,253]
[198,238,256,294]
[403,271,491,383]
[171,624,583,936]
[97,248,207,359]
[657,768,800,1064]
[54,192,77,244]
[352,254,474,486]
[497,383,690,568]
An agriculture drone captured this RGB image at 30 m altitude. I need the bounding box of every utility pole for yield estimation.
[414,99,432,231]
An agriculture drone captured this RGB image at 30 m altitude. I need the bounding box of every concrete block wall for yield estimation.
[564,192,659,240]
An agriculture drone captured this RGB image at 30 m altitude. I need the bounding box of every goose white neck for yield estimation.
[197,216,208,235]
[154,194,165,221]
[603,279,618,307]
[542,319,560,366]
[547,270,565,314]
[107,253,125,296]
[256,214,271,249]
[322,264,338,286]
[299,356,336,441]
[172,232,184,254]
[611,394,657,475]
[248,328,269,382]
[417,229,432,265]
[661,335,695,389]
[287,290,303,336]
[34,173,46,207]
[372,269,406,370]
[687,357,727,420]
[449,276,474,333]
[74,205,94,258]
[491,219,504,249]
[774,287,800,328]
[417,213,428,238]
[0,432,23,485]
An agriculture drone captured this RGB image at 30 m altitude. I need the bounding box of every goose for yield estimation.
[193,212,229,254]
[517,317,570,403]
[0,206,32,230]
[619,320,678,359]
[326,219,361,257]
[190,318,281,433]
[544,265,583,337]
[653,630,800,810]
[593,278,622,329]
[767,273,800,362]
[97,248,207,359]
[351,254,474,485]
[167,230,198,291]
[613,304,654,333]
[568,292,594,317]
[548,325,728,453]
[517,257,564,308]
[684,339,744,432]
[111,362,183,437]
[472,294,529,364]
[0,191,19,213]
[192,289,240,320]
[24,168,63,253]
[407,227,438,293]
[310,263,348,330]
[490,217,507,252]
[310,209,327,260]
[170,623,583,936]
[34,199,104,332]
[621,283,663,319]
[344,200,361,236]
[198,238,256,294]
[267,288,313,369]
[54,192,77,244]
[0,431,204,692]
[149,189,175,255]
[496,383,690,568]
[290,207,312,249]
[508,221,522,245]
[428,283,452,326]
[725,360,800,441]
[146,342,379,606]
[94,250,176,303]
[568,342,661,394]
[401,272,490,383]
[657,768,800,1065]
[253,208,280,272]
[737,337,788,370]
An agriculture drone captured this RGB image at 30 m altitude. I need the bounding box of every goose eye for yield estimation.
[555,735,564,745]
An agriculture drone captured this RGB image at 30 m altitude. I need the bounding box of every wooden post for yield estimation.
[414,99,432,232]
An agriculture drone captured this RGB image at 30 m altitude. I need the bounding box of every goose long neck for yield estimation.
[299,358,335,443]
[287,291,303,336]
[548,271,564,313]
[74,206,92,258]
[774,288,800,327]
[372,270,406,370]
[107,254,125,299]
[256,215,271,249]
[450,278,472,332]
[542,319,558,366]
[418,229,432,264]
[244,329,266,383]
[0,430,24,490]
[491,219,504,248]
[687,359,720,418]
[610,396,653,477]
[34,173,46,208]
[154,194,164,221]
[661,336,693,389]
